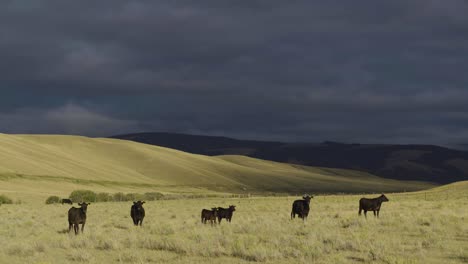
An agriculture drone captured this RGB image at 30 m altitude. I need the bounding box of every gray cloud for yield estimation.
[0,104,140,136]
[1,1,468,147]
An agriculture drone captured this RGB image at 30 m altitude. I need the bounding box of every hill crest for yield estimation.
[111,132,468,183]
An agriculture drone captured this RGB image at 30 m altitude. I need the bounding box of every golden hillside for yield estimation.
[0,134,435,201]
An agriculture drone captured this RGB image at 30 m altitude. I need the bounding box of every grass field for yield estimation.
[0,134,434,203]
[0,134,464,263]
[0,182,467,264]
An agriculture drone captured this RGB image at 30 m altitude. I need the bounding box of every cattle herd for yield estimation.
[65,194,389,235]
[201,205,237,226]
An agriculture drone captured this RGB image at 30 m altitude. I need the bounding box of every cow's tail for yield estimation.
[291,208,294,220]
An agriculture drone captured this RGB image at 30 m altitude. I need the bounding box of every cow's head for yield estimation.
[78,202,90,213]
[303,195,313,203]
[211,207,218,216]
[380,194,389,202]
[133,201,145,211]
[229,205,236,211]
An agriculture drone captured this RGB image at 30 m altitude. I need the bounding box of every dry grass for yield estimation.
[0,134,464,263]
[0,192,466,264]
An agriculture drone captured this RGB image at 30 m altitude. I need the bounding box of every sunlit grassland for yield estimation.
[0,134,463,263]
[0,183,467,264]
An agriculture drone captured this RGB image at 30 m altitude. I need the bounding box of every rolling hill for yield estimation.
[0,134,435,201]
[111,132,468,183]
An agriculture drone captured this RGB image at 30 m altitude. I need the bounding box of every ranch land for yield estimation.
[0,135,466,263]
[0,182,467,264]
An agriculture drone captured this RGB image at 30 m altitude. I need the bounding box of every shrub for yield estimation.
[113,192,126,202]
[96,192,112,202]
[65,190,164,203]
[0,194,13,205]
[69,190,97,203]
[125,193,145,202]
[45,196,61,204]
[144,192,164,201]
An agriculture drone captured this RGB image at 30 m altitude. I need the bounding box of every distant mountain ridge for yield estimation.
[110,132,468,184]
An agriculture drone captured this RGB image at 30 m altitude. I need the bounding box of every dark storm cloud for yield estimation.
[1,0,468,146]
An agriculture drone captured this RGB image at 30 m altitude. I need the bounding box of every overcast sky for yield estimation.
[1,1,468,147]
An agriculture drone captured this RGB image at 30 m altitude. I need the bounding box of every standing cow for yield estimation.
[291,195,313,221]
[359,194,389,218]
[68,203,90,235]
[131,201,146,226]
[217,205,236,224]
[201,208,218,225]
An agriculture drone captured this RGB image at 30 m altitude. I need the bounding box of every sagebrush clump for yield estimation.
[0,194,13,205]
[68,190,165,203]
[45,196,61,204]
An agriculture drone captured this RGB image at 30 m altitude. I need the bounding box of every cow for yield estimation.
[201,208,218,225]
[61,199,73,205]
[217,205,236,224]
[130,201,146,226]
[68,203,90,235]
[359,194,389,218]
[291,195,313,221]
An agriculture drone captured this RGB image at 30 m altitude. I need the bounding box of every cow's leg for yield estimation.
[81,223,85,233]
[373,210,376,217]
[377,210,380,218]
[68,222,73,233]
[364,211,367,218]
[140,219,144,226]
[74,224,79,235]
[359,206,362,216]
[218,217,222,224]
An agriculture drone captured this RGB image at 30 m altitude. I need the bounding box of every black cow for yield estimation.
[217,205,236,224]
[201,208,218,225]
[62,199,73,205]
[359,194,389,218]
[130,201,146,226]
[68,203,90,235]
[291,195,313,221]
